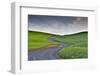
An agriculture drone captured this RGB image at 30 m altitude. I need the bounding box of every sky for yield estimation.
[28,15,88,35]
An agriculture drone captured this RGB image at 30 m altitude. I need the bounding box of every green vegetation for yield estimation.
[58,47,88,59]
[28,31,88,59]
[54,32,88,47]
[28,31,58,50]
[56,32,88,59]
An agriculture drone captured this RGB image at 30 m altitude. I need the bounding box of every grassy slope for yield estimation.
[28,31,58,50]
[56,32,88,59]
[55,32,88,47]
[28,31,88,59]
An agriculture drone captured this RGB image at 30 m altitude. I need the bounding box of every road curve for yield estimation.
[28,36,68,61]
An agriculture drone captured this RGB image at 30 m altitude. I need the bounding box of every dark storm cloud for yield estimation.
[28,15,88,35]
[28,15,76,25]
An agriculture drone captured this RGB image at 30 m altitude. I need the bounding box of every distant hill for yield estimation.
[29,30,88,36]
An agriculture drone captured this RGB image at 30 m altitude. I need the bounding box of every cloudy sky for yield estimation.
[28,15,88,35]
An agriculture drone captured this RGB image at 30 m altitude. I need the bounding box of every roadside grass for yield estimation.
[57,47,88,59]
[56,32,88,59]
[28,31,58,51]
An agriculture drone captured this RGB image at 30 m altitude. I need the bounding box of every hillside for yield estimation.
[28,31,88,59]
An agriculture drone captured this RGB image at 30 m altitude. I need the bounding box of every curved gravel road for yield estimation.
[28,36,68,61]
